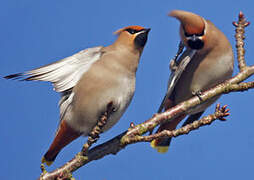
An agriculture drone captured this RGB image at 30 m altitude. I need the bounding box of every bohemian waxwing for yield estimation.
[5,25,150,165]
[151,10,234,153]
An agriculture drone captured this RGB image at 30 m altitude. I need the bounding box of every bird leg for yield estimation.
[82,101,115,155]
[169,41,185,72]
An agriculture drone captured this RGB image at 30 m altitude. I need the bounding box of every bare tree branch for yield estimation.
[233,11,250,72]
[123,104,230,144]
[38,12,252,180]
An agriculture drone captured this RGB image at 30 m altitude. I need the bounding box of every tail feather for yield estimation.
[151,138,171,153]
[150,114,186,153]
[41,155,57,166]
[42,120,81,166]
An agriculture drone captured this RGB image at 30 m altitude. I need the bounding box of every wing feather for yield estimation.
[5,46,104,127]
[5,46,103,92]
[157,49,197,113]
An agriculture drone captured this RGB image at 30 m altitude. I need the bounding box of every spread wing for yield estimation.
[5,46,104,124]
[4,46,103,92]
[157,48,197,113]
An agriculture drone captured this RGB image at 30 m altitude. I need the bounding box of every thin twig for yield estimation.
[82,111,108,155]
[124,104,229,144]
[233,11,250,72]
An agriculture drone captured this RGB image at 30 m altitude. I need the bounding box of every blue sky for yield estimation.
[1,0,254,179]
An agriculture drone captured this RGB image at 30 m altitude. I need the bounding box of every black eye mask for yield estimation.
[187,38,204,50]
[125,28,141,34]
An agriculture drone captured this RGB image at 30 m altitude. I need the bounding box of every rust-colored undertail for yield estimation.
[42,120,81,166]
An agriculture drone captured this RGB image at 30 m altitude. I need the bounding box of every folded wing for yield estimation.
[157,48,197,113]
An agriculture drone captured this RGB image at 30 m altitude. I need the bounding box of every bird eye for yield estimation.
[126,28,138,34]
[196,30,204,36]
[184,30,205,37]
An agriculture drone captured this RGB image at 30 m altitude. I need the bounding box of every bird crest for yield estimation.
[169,10,205,35]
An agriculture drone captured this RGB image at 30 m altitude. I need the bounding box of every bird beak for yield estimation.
[188,34,198,41]
[143,28,151,34]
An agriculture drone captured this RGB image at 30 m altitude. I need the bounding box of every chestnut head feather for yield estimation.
[114,25,146,35]
[114,25,150,49]
[169,10,205,35]
[169,10,206,50]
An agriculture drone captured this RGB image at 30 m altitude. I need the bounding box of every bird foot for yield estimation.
[192,90,203,101]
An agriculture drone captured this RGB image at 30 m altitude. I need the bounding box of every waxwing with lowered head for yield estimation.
[151,10,234,153]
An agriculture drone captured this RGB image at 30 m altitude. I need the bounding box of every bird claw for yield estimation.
[192,90,203,101]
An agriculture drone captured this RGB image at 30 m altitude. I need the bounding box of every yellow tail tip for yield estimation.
[41,157,54,166]
[150,140,169,153]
